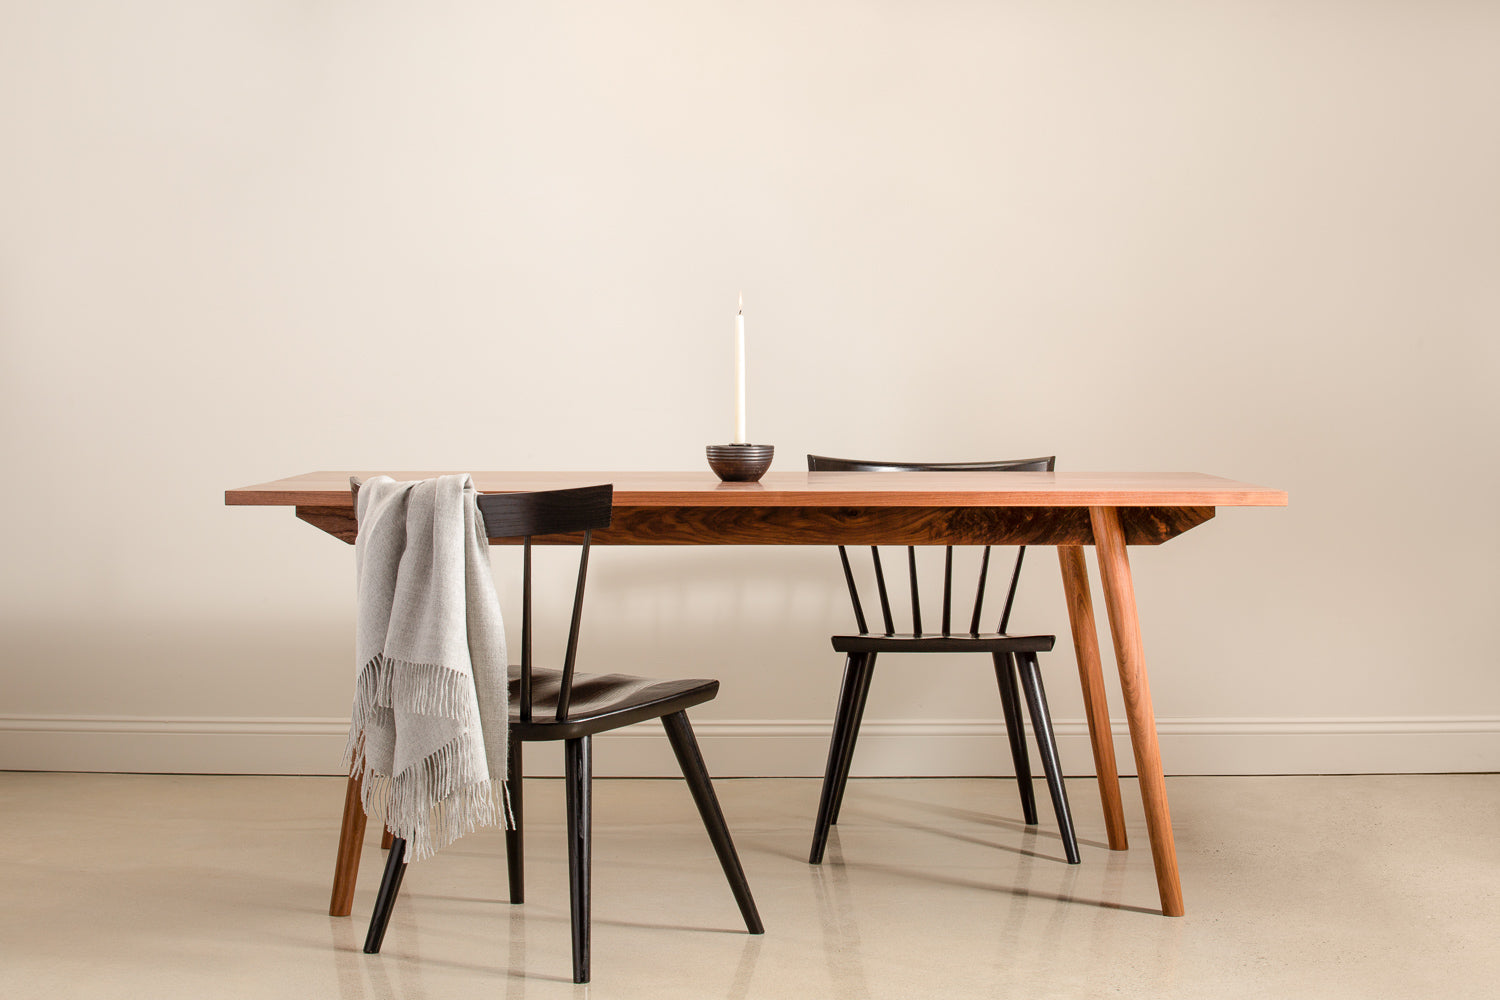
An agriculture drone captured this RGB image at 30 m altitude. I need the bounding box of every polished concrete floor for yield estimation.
[2,772,1497,999]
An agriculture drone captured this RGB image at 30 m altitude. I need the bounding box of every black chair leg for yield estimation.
[1015,652,1081,864]
[993,652,1039,825]
[363,836,407,953]
[828,652,876,827]
[662,711,764,935]
[564,736,592,984]
[810,653,863,863]
[505,738,524,904]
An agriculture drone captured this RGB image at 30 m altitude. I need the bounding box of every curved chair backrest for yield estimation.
[806,455,1056,637]
[807,455,1054,474]
[476,485,614,724]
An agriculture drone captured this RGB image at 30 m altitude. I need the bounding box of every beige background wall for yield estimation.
[2,1,1496,777]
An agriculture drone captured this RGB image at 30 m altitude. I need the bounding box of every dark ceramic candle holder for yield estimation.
[706,443,774,482]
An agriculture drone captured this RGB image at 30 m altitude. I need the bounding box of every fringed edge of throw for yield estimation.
[345,652,484,725]
[354,735,508,862]
[344,654,514,861]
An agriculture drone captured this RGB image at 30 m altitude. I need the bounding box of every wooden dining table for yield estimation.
[225,469,1287,918]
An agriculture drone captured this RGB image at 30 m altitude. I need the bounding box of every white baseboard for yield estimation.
[2,714,1497,777]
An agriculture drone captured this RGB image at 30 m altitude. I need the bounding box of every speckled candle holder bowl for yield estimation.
[707,444,774,482]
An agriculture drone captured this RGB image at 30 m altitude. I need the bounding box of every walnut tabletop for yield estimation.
[226,470,1286,509]
[226,470,1284,549]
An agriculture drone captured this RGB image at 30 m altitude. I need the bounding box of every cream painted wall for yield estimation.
[2,1,1497,776]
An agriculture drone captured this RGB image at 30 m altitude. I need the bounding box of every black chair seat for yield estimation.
[509,666,719,740]
[832,633,1056,655]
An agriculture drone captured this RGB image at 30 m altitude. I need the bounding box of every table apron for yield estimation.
[294,504,1215,546]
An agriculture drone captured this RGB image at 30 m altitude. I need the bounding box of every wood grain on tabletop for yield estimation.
[226,470,1288,509]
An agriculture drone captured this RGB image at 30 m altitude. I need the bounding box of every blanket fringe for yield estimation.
[347,653,480,725]
[344,653,513,860]
[352,732,507,861]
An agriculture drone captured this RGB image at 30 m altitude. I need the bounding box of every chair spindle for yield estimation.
[837,546,868,634]
[555,529,593,722]
[998,546,1027,635]
[941,546,953,636]
[907,547,922,637]
[871,547,895,636]
[521,537,533,722]
[970,546,992,636]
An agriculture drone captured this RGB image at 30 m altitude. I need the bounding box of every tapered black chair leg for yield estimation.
[828,652,876,826]
[810,653,866,864]
[993,652,1039,825]
[662,711,765,934]
[564,736,592,984]
[505,738,524,904]
[363,836,407,953]
[1015,652,1081,864]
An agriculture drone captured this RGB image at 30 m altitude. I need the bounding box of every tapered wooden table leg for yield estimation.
[330,773,368,917]
[1057,544,1128,851]
[1089,507,1185,917]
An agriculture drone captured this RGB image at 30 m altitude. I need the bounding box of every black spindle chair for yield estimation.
[361,484,763,984]
[805,455,1080,866]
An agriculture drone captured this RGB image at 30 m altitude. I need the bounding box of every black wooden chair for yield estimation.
[805,455,1080,867]
[361,484,763,984]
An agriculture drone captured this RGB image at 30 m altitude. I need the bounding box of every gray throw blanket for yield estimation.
[343,474,509,862]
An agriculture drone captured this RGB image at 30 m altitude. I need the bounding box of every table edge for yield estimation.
[225,471,1288,509]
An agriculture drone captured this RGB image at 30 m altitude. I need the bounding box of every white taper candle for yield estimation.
[734,292,747,443]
